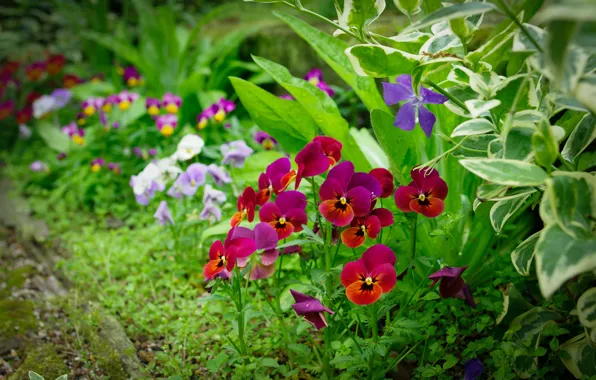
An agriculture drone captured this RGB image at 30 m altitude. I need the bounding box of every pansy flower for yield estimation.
[370,168,395,198]
[254,131,278,150]
[76,112,86,126]
[305,68,334,97]
[30,161,48,172]
[61,122,85,145]
[51,89,72,109]
[294,139,331,189]
[231,223,280,280]
[46,54,65,75]
[178,163,207,196]
[25,92,42,106]
[340,244,397,305]
[256,158,296,205]
[203,184,227,205]
[82,98,100,116]
[0,100,15,120]
[200,204,222,222]
[57,152,67,160]
[319,161,371,227]
[107,162,122,175]
[1,61,19,75]
[162,93,181,114]
[154,201,174,226]
[156,114,177,137]
[290,290,334,330]
[340,215,381,248]
[19,124,32,139]
[348,172,383,201]
[103,95,119,113]
[213,98,235,123]
[259,190,308,240]
[221,140,253,168]
[207,164,232,186]
[382,74,447,138]
[90,158,105,173]
[90,73,104,83]
[16,107,32,124]
[63,74,81,88]
[230,186,256,227]
[25,61,45,81]
[203,237,256,280]
[394,167,448,218]
[123,66,142,87]
[196,106,216,130]
[146,98,161,116]
[313,136,342,168]
[428,266,476,308]
[117,91,139,110]
[175,134,204,161]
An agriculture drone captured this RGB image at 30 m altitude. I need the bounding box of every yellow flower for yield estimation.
[165,104,178,114]
[119,100,131,110]
[91,164,101,173]
[161,125,174,137]
[214,109,225,123]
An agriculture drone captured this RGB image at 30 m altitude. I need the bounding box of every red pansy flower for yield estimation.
[259,190,308,240]
[25,62,45,82]
[370,207,394,227]
[230,186,256,227]
[294,139,331,189]
[1,61,19,75]
[46,54,66,75]
[63,74,81,89]
[394,167,448,218]
[256,157,296,205]
[340,215,381,248]
[319,161,371,227]
[16,107,32,124]
[313,136,342,168]
[203,238,256,280]
[26,92,42,106]
[340,244,397,305]
[370,168,395,198]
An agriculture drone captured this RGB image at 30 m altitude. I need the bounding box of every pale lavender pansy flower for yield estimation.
[200,204,222,222]
[290,289,334,330]
[154,201,174,226]
[203,184,227,205]
[50,88,72,108]
[179,163,207,196]
[207,164,231,186]
[382,74,448,138]
[221,140,254,168]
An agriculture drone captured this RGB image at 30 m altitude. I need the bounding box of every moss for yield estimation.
[0,265,37,297]
[9,344,68,380]
[78,317,128,379]
[0,299,37,340]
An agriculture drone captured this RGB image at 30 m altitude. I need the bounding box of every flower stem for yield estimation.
[234,268,249,360]
[493,0,543,53]
[367,305,379,379]
[424,80,468,112]
[410,213,418,266]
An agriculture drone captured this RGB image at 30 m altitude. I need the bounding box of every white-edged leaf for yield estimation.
[508,307,561,342]
[512,24,546,52]
[337,0,386,35]
[536,3,596,23]
[350,127,390,169]
[504,125,535,161]
[535,223,596,298]
[575,74,596,114]
[562,113,596,162]
[560,333,596,378]
[451,118,494,137]
[490,194,531,233]
[37,120,71,153]
[403,2,498,33]
[345,45,419,77]
[577,287,596,329]
[511,231,541,276]
[464,99,501,118]
[28,372,44,380]
[459,158,548,186]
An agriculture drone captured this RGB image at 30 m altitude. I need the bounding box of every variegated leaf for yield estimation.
[451,118,495,137]
[345,45,419,77]
[465,99,501,118]
[459,158,548,186]
[562,113,596,162]
[511,231,541,276]
[490,194,531,233]
[577,287,596,329]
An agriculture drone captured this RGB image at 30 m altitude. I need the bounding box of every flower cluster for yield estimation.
[62,122,86,145]
[146,93,182,116]
[196,98,235,130]
[121,66,143,87]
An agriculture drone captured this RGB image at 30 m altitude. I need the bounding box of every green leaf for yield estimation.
[508,307,561,342]
[275,12,388,112]
[69,82,116,101]
[546,20,577,86]
[512,23,546,52]
[28,372,45,380]
[451,118,494,137]
[536,2,596,23]
[496,283,533,326]
[83,32,150,78]
[206,352,229,373]
[575,74,596,115]
[490,194,531,233]
[337,0,386,36]
[504,126,534,161]
[201,221,233,243]
[345,45,419,78]
[252,56,371,171]
[464,99,501,118]
[37,121,70,153]
[535,223,596,298]
[108,97,146,128]
[403,2,498,33]
[373,31,430,53]
[230,77,314,153]
[370,109,418,184]
[562,113,596,162]
[532,120,559,168]
[544,172,595,239]
[350,128,390,169]
[560,333,596,378]
[459,158,548,186]
[511,231,540,276]
[577,287,596,329]
[259,357,279,368]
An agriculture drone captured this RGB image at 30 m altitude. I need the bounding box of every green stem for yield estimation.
[410,214,418,266]
[235,268,249,359]
[424,80,468,112]
[367,305,379,380]
[384,341,422,373]
[493,0,543,53]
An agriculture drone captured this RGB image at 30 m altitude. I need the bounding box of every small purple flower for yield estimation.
[179,163,208,196]
[102,94,119,112]
[112,122,120,129]
[132,147,143,158]
[117,90,139,110]
[30,161,48,172]
[197,105,216,130]
[91,158,105,172]
[213,98,235,123]
[154,201,174,225]
[167,177,184,199]
[123,66,143,87]
[382,74,448,138]
[254,131,278,150]
[428,266,476,308]
[57,152,67,160]
[221,140,254,168]
[82,97,100,116]
[146,98,161,116]
[290,289,334,330]
[305,68,334,97]
[162,93,182,114]
[464,359,483,380]
[107,162,121,174]
[100,111,108,126]
[149,148,157,156]
[207,164,231,186]
[203,184,227,205]
[156,114,177,137]
[19,124,32,139]
[50,88,72,108]
[200,204,222,222]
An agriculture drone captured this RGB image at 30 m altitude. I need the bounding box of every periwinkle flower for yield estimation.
[305,68,334,97]
[51,89,72,108]
[221,140,253,168]
[154,201,174,226]
[394,167,448,218]
[162,93,182,114]
[46,54,65,75]
[382,74,447,138]
[290,290,334,330]
[207,164,231,186]
[156,114,177,137]
[30,161,48,172]
[146,98,161,116]
[254,131,277,150]
[428,266,476,308]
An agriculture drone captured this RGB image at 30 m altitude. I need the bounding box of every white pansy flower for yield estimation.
[175,134,205,161]
[33,95,57,118]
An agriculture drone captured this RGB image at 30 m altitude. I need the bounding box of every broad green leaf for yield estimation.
[350,127,390,169]
[337,0,386,35]
[459,158,548,186]
[259,357,279,368]
[490,194,531,233]
[464,99,501,118]
[70,82,116,101]
[575,74,596,114]
[546,20,577,86]
[206,352,229,373]
[467,20,516,69]
[345,45,419,78]
[577,287,596,329]
[201,221,235,243]
[454,134,499,159]
[511,231,541,276]
[37,121,70,153]
[545,172,596,239]
[275,12,388,112]
[394,0,422,16]
[535,223,596,298]
[562,113,596,162]
[252,56,371,171]
[560,333,596,378]
[512,24,546,52]
[536,3,596,23]
[229,77,314,153]
[370,109,418,184]
[451,118,494,137]
[373,31,430,53]
[403,2,498,33]
[504,126,534,161]
[532,120,559,168]
[508,307,561,342]
[496,283,533,326]
[231,151,285,185]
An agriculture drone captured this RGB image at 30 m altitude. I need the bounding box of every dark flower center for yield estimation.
[217,255,227,268]
[335,196,350,211]
[417,192,431,206]
[359,275,376,292]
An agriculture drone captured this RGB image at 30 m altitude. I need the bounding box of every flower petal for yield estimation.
[313,136,342,165]
[340,259,367,288]
[327,161,354,190]
[364,215,381,239]
[319,178,345,202]
[285,209,308,232]
[226,237,256,258]
[203,259,224,280]
[369,168,395,198]
[260,248,279,266]
[259,202,281,223]
[278,169,296,193]
[396,74,413,89]
[382,79,413,105]
[409,197,444,218]
[421,86,448,104]
[272,221,295,240]
[348,172,382,200]
[256,188,271,206]
[410,166,439,187]
[277,190,308,214]
[346,186,372,217]
[346,281,383,305]
[422,177,449,200]
[362,244,396,270]
[253,222,279,250]
[295,140,329,187]
[249,262,276,280]
[319,199,354,227]
[371,208,394,227]
[418,105,436,138]
[394,101,416,131]
[267,157,291,189]
[428,266,468,280]
[370,263,397,293]
[209,240,224,261]
[341,227,366,248]
[394,185,418,212]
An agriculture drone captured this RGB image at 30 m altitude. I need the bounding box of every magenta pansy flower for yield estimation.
[162,93,182,114]
[259,190,308,240]
[382,74,447,138]
[290,290,334,330]
[305,68,334,97]
[146,98,161,116]
[230,223,280,280]
[294,140,331,189]
[156,114,177,137]
[428,266,476,308]
[394,167,448,218]
[256,157,296,205]
[203,236,256,280]
[123,66,142,87]
[90,158,105,172]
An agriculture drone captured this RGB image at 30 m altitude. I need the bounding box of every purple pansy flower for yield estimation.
[50,88,72,108]
[154,201,174,226]
[203,184,227,205]
[254,131,278,150]
[428,266,476,308]
[90,158,105,172]
[464,359,484,380]
[156,114,177,137]
[117,90,139,110]
[19,124,32,139]
[162,93,182,114]
[213,98,235,123]
[57,152,67,160]
[290,289,334,330]
[221,140,254,168]
[196,105,216,130]
[382,74,448,138]
[207,164,231,186]
[305,68,334,97]
[123,66,142,87]
[146,98,161,116]
[102,94,119,112]
[107,162,121,174]
[179,163,207,196]
[200,204,222,222]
